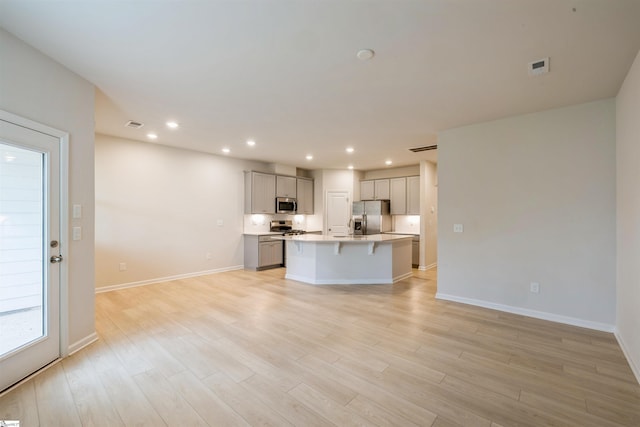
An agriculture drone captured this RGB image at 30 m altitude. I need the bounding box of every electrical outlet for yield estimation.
[530,282,540,293]
[119,262,127,271]
[206,252,213,260]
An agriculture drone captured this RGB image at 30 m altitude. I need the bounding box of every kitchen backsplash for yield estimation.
[243,213,323,233]
[393,215,421,234]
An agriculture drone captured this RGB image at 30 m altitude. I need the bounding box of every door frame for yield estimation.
[0,109,70,359]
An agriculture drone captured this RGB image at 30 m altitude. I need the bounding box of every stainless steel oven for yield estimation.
[270,220,305,267]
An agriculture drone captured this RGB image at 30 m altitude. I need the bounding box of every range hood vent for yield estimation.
[124,120,144,129]
[409,145,437,153]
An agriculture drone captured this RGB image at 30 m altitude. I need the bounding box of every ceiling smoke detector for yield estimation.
[528,57,550,76]
[356,49,375,61]
[125,120,144,129]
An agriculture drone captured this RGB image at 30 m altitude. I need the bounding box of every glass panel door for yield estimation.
[0,143,44,355]
[0,117,60,392]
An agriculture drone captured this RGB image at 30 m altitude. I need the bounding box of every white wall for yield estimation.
[420,161,438,269]
[0,28,96,350]
[307,169,358,233]
[95,134,266,289]
[363,165,420,180]
[616,49,640,381]
[438,99,616,330]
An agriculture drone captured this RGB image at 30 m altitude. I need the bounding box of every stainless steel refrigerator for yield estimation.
[352,200,391,235]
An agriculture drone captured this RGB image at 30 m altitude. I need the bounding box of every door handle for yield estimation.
[50,255,63,264]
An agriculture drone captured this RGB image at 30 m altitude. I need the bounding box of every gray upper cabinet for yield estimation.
[360,180,375,200]
[296,178,314,214]
[245,171,276,214]
[276,176,297,198]
[407,175,420,215]
[374,179,390,200]
[390,177,406,215]
[360,179,390,200]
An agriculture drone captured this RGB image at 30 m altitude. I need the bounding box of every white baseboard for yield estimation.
[95,265,244,293]
[418,262,437,271]
[435,292,615,333]
[614,330,640,385]
[67,332,98,356]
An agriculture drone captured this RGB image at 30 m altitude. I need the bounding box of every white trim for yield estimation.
[67,332,98,356]
[435,292,615,333]
[58,133,70,357]
[614,330,640,385]
[0,358,61,398]
[95,265,244,293]
[418,262,437,271]
[285,271,412,285]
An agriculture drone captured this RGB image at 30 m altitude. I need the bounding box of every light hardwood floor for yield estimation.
[1,268,639,426]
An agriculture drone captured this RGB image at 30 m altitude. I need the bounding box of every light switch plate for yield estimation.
[72,204,82,219]
[453,224,464,233]
[72,226,82,240]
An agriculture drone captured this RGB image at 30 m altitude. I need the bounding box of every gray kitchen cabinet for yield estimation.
[245,171,276,214]
[276,175,297,198]
[296,178,314,214]
[412,236,419,267]
[360,179,390,200]
[407,175,420,215]
[259,240,283,267]
[390,177,406,215]
[244,235,283,270]
[360,180,375,200]
[374,179,390,200]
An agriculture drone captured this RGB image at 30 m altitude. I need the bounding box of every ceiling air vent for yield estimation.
[124,120,144,129]
[409,145,437,153]
[528,57,549,76]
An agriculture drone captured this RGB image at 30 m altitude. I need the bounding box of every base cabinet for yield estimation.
[412,237,419,267]
[244,235,283,270]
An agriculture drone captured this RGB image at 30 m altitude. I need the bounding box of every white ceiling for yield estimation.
[1,1,639,171]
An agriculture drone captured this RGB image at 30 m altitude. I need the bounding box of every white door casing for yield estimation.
[325,190,350,235]
[0,110,68,392]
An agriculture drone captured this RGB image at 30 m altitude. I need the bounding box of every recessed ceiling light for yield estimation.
[147,133,158,140]
[247,139,256,147]
[346,147,354,153]
[306,154,313,161]
[222,147,230,154]
[348,165,354,170]
[166,121,179,129]
[356,49,375,61]
[385,160,392,166]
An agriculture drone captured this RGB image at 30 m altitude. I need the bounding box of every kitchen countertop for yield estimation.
[243,230,324,236]
[243,231,282,236]
[384,231,420,237]
[273,233,414,243]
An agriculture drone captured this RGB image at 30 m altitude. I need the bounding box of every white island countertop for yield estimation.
[277,233,413,285]
[272,233,414,242]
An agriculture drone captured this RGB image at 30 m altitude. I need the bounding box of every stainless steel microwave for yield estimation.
[276,197,297,214]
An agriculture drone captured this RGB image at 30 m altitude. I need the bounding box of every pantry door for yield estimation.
[0,114,63,392]
[326,190,350,235]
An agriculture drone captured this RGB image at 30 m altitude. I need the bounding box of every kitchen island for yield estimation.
[274,234,413,285]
